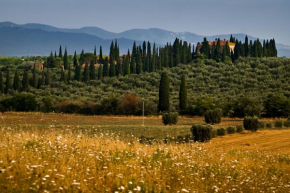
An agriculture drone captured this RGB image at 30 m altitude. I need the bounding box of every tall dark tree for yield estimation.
[5,69,11,94]
[98,65,103,80]
[216,39,221,61]
[13,70,21,92]
[73,51,78,67]
[63,48,68,70]
[22,70,29,91]
[117,58,123,76]
[187,44,192,63]
[158,71,170,112]
[124,52,130,76]
[67,63,71,84]
[59,45,63,58]
[245,35,249,57]
[0,72,4,94]
[60,68,67,84]
[179,73,188,111]
[109,58,116,77]
[109,41,115,62]
[32,64,37,88]
[103,57,109,77]
[99,46,103,64]
[83,63,90,82]
[136,49,142,74]
[130,57,136,74]
[89,60,96,80]
[147,41,152,71]
[173,38,180,66]
[151,43,156,71]
[94,45,97,56]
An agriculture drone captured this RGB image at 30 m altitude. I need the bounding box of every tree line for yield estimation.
[198,35,277,62]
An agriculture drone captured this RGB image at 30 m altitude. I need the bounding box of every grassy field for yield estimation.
[0,113,290,192]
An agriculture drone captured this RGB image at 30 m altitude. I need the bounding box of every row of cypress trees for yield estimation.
[199,35,277,62]
[158,71,187,112]
[0,66,52,94]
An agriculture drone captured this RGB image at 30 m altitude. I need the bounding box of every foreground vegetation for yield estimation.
[0,113,290,192]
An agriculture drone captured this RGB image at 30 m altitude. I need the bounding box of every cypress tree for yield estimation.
[222,46,227,62]
[103,57,109,77]
[98,64,103,80]
[63,48,68,70]
[130,57,136,74]
[74,64,79,81]
[158,71,170,112]
[110,41,115,62]
[147,41,152,71]
[151,43,156,71]
[211,41,216,60]
[124,54,130,76]
[109,58,116,77]
[0,72,4,94]
[245,35,249,57]
[179,73,187,111]
[77,65,82,81]
[83,63,90,82]
[254,41,258,57]
[173,38,180,66]
[142,41,147,71]
[73,51,77,67]
[32,64,38,88]
[187,44,192,63]
[114,40,119,60]
[45,69,51,86]
[263,40,268,57]
[79,50,84,64]
[68,63,71,84]
[99,46,103,64]
[136,49,142,74]
[132,41,137,59]
[89,60,96,80]
[22,70,29,91]
[117,58,123,76]
[54,51,57,58]
[59,45,63,58]
[94,45,97,56]
[13,70,21,92]
[5,69,11,94]
[216,39,221,61]
[60,68,67,84]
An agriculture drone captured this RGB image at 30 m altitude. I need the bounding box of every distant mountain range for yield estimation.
[0,21,289,57]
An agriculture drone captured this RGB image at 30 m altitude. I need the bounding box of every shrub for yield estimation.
[284,120,290,128]
[41,97,54,113]
[12,93,38,112]
[243,116,259,132]
[204,108,223,125]
[274,120,283,128]
[190,124,213,142]
[226,126,236,134]
[162,112,178,125]
[258,121,266,129]
[236,125,244,133]
[266,122,273,129]
[217,128,226,136]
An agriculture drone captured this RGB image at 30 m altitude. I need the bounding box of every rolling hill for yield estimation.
[0,21,289,57]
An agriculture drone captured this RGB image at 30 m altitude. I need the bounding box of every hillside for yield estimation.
[0,26,144,56]
[0,57,286,116]
[0,22,289,57]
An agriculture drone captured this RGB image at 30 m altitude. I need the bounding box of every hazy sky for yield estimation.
[1,0,289,45]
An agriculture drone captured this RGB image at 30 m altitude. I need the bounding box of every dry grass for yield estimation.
[0,113,290,192]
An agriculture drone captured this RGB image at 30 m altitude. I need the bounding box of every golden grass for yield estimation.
[0,113,290,192]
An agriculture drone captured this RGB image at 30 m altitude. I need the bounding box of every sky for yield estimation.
[0,0,289,45]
